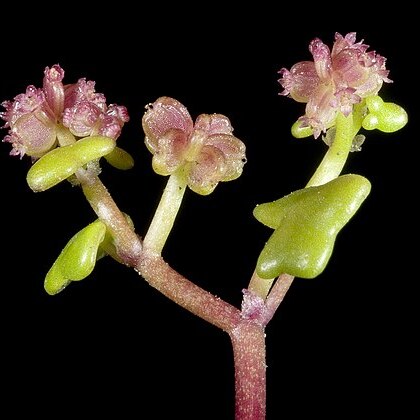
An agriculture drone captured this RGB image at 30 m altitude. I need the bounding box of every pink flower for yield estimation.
[279,32,391,138]
[1,65,129,158]
[142,97,246,195]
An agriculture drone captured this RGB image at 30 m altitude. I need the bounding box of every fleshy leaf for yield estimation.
[104,147,134,170]
[27,136,116,192]
[254,174,371,279]
[362,96,408,133]
[291,120,313,138]
[44,220,107,295]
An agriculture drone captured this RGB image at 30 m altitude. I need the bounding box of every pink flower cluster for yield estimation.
[1,65,129,158]
[142,97,246,195]
[279,32,391,138]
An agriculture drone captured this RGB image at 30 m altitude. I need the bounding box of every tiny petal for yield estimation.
[309,38,332,82]
[43,65,65,119]
[186,144,226,195]
[278,61,319,102]
[205,134,246,181]
[62,101,102,137]
[107,104,130,124]
[151,128,190,175]
[194,113,233,135]
[333,49,368,87]
[333,88,361,116]
[63,100,129,140]
[3,133,26,157]
[10,112,57,158]
[332,33,391,97]
[2,86,45,127]
[332,32,367,56]
[302,84,337,138]
[98,115,122,139]
[99,105,130,140]
[64,79,107,109]
[142,97,193,151]
[0,101,12,126]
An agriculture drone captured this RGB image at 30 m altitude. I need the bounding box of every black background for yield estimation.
[0,9,416,420]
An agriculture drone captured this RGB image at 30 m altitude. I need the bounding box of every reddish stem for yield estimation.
[136,254,269,419]
[136,252,241,332]
[230,321,266,420]
[263,274,294,325]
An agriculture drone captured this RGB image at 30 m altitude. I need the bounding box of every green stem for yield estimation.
[248,270,273,300]
[263,273,294,325]
[306,112,359,187]
[79,172,142,265]
[143,171,187,254]
[56,124,77,146]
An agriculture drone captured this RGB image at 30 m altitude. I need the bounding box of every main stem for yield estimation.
[230,322,266,420]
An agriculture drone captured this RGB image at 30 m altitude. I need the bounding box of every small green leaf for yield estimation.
[254,174,371,279]
[27,136,116,192]
[362,96,408,133]
[43,264,71,297]
[104,147,135,170]
[44,220,107,295]
[291,120,313,138]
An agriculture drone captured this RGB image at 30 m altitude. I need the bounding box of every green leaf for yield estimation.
[27,136,116,192]
[44,220,107,295]
[362,96,408,133]
[104,147,135,170]
[254,174,371,279]
[291,120,313,139]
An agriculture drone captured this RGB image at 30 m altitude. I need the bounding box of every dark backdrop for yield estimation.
[0,10,416,420]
